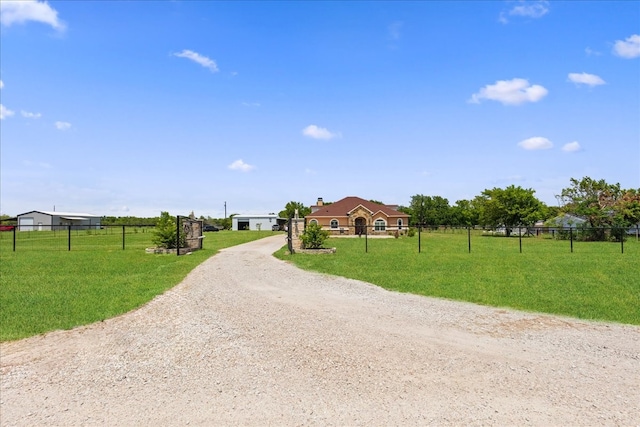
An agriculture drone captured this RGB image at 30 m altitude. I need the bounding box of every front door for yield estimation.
[355,217,366,235]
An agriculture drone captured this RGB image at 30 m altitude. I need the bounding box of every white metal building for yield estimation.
[232,214,279,231]
[16,210,102,231]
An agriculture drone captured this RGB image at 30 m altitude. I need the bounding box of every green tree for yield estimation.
[300,222,330,249]
[614,189,640,226]
[406,194,428,227]
[476,185,544,236]
[152,212,184,249]
[406,195,451,227]
[559,177,624,228]
[279,201,311,219]
[450,199,479,226]
[559,177,640,241]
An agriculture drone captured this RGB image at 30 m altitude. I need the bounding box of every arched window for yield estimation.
[397,218,403,230]
[309,219,318,225]
[330,219,339,229]
[374,219,386,231]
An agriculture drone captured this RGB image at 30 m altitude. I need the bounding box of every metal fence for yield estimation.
[0,224,156,252]
[329,225,640,254]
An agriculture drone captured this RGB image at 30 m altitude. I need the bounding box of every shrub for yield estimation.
[300,222,330,249]
[152,212,185,249]
[407,227,416,237]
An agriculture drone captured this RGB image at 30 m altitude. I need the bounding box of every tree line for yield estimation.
[281,176,640,240]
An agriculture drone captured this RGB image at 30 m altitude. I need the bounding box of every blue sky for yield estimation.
[1,0,639,218]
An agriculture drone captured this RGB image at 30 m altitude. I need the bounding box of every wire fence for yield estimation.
[0,225,157,252]
[327,225,640,254]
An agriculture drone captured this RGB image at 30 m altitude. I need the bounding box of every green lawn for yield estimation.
[0,230,279,341]
[2,229,638,342]
[275,230,640,325]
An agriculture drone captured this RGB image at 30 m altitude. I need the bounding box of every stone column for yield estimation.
[290,218,305,253]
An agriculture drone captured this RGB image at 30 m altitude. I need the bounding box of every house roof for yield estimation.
[17,210,101,218]
[308,196,408,218]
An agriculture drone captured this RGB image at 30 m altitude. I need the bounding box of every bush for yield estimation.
[152,212,185,249]
[407,227,416,237]
[300,222,330,249]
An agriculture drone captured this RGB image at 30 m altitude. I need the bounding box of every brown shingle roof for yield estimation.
[308,196,407,218]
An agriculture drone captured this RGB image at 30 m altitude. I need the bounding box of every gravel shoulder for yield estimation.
[1,235,639,426]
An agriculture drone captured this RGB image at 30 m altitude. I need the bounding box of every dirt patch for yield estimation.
[1,235,639,426]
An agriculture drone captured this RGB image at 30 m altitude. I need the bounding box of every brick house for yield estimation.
[306,197,410,235]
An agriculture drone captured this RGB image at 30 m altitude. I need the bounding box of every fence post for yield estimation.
[621,232,624,254]
[365,225,368,253]
[68,225,72,251]
[122,225,126,250]
[569,228,573,253]
[467,227,471,253]
[13,226,16,252]
[519,227,522,253]
[287,216,293,253]
[418,225,421,253]
[176,216,180,256]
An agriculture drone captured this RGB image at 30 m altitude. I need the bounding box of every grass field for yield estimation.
[275,230,640,325]
[0,230,279,341]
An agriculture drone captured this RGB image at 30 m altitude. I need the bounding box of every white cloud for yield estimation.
[0,80,4,89]
[562,141,581,152]
[518,137,553,150]
[302,124,340,140]
[241,102,260,107]
[0,0,66,31]
[21,110,42,118]
[469,78,548,105]
[228,159,255,172]
[23,159,51,169]
[510,1,549,18]
[55,121,71,130]
[585,47,601,57]
[568,72,605,87]
[0,104,15,120]
[388,21,403,40]
[173,49,219,72]
[500,1,549,23]
[613,34,640,59]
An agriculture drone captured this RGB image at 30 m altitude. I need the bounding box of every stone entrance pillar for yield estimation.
[289,210,305,253]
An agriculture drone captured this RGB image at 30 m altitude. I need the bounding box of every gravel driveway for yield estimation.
[1,235,639,426]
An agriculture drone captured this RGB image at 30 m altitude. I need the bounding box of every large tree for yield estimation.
[406,194,451,227]
[559,177,640,240]
[558,177,623,227]
[450,199,479,226]
[614,188,640,226]
[475,185,544,235]
[279,201,311,219]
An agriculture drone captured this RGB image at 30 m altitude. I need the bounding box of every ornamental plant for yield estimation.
[300,222,330,249]
[152,211,185,249]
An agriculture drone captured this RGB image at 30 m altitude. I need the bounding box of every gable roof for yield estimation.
[17,210,101,218]
[308,196,408,218]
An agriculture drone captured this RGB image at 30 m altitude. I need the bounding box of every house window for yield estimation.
[330,219,339,229]
[397,219,403,230]
[309,219,318,225]
[374,219,386,231]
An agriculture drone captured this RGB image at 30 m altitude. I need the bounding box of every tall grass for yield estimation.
[0,230,278,341]
[275,232,640,325]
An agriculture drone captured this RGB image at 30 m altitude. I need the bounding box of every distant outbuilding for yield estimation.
[232,214,280,231]
[16,210,102,231]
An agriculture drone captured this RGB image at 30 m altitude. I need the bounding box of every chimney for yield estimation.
[317,197,323,206]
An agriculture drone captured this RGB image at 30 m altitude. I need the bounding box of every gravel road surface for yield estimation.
[1,235,639,426]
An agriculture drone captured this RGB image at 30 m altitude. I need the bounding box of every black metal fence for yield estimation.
[326,225,640,254]
[0,224,156,252]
